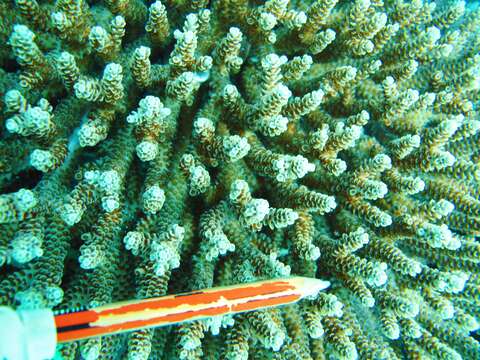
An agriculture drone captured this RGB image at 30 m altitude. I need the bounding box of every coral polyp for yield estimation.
[0,0,479,359]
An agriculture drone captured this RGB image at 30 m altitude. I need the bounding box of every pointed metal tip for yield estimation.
[293,277,330,299]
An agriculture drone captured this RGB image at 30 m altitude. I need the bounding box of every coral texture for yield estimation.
[1,0,479,359]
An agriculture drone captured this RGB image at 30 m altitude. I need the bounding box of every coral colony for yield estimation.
[0,0,479,359]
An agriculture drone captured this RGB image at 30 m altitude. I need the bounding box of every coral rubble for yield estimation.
[1,0,479,359]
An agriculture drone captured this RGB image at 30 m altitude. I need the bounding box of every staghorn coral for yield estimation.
[1,0,480,359]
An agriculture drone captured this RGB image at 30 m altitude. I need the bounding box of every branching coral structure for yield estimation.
[1,0,479,359]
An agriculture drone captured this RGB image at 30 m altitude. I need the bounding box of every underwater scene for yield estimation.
[0,0,479,359]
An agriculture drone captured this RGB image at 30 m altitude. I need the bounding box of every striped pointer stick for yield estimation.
[54,276,330,343]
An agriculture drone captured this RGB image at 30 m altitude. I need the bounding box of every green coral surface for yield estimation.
[1,0,479,359]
